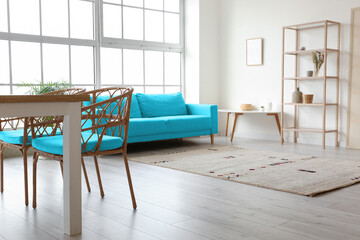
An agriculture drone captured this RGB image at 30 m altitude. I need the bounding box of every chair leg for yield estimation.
[0,144,4,193]
[32,152,39,209]
[93,155,104,198]
[59,162,63,179]
[123,151,137,209]
[23,149,29,206]
[81,157,91,193]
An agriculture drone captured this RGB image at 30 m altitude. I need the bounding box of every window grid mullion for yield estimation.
[6,0,13,94]
[39,0,44,84]
[68,0,72,85]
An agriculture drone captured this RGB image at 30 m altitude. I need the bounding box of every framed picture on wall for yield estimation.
[246,38,263,66]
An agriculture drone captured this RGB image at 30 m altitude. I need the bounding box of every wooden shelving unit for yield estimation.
[281,20,341,149]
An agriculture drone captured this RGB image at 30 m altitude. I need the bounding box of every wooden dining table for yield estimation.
[0,94,89,236]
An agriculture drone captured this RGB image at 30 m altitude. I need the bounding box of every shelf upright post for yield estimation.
[281,27,285,144]
[322,21,328,149]
[335,23,340,147]
[294,29,299,143]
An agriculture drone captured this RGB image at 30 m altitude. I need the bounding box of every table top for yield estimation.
[218,109,280,114]
[0,95,90,103]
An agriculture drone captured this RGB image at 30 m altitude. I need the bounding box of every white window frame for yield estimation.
[0,0,185,95]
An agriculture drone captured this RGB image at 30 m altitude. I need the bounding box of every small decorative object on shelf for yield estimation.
[266,102,272,111]
[303,94,314,104]
[240,104,253,111]
[260,106,265,112]
[300,46,306,50]
[312,51,324,77]
[306,70,313,77]
[292,87,303,103]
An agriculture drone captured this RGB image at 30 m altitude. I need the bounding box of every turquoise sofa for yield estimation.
[106,92,218,144]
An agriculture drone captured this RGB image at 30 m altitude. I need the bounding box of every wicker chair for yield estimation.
[31,87,136,209]
[0,88,85,206]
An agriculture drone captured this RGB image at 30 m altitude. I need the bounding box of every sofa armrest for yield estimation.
[186,104,218,134]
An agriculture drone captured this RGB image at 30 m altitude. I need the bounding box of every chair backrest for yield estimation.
[81,87,133,154]
[28,88,86,146]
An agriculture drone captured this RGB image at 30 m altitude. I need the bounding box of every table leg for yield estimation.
[63,102,82,235]
[267,113,282,139]
[231,113,242,142]
[225,112,231,136]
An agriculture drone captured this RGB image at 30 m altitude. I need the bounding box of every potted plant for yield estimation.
[260,106,265,112]
[19,80,71,95]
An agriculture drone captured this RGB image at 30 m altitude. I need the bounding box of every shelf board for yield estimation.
[283,103,337,106]
[283,20,340,30]
[282,127,337,133]
[283,48,339,55]
[283,76,338,80]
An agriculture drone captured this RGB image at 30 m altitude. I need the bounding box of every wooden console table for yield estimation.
[218,109,281,142]
[0,94,89,236]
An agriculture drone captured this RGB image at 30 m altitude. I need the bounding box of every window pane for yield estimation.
[164,13,179,43]
[103,0,121,4]
[0,0,7,32]
[145,51,163,85]
[145,10,163,42]
[9,0,40,35]
[0,86,10,95]
[164,52,180,85]
[42,0,68,37]
[165,86,180,93]
[164,0,179,12]
[13,86,28,95]
[132,86,144,93]
[145,86,163,94]
[11,41,41,84]
[0,41,9,84]
[103,4,122,38]
[123,7,143,40]
[42,44,69,83]
[71,46,94,85]
[70,0,94,39]
[145,0,163,10]
[73,85,94,91]
[101,48,122,85]
[123,0,143,7]
[123,49,143,85]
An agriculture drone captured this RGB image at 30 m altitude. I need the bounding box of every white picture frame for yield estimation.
[246,38,263,66]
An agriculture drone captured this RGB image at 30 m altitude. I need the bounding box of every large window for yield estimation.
[0,0,183,95]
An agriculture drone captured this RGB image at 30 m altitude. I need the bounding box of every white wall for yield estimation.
[217,0,360,146]
[184,0,220,105]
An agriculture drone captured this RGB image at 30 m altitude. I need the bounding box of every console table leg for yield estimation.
[231,113,242,142]
[225,112,231,136]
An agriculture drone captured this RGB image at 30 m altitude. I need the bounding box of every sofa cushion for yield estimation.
[32,132,123,155]
[136,93,187,118]
[154,115,211,133]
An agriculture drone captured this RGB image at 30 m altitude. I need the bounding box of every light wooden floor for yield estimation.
[1,136,360,240]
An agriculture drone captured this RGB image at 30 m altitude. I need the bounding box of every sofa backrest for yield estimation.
[136,92,187,118]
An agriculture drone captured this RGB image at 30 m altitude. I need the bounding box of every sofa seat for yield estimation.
[128,118,167,137]
[153,115,211,133]
[32,132,123,155]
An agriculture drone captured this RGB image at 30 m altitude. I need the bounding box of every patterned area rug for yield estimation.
[130,145,360,196]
